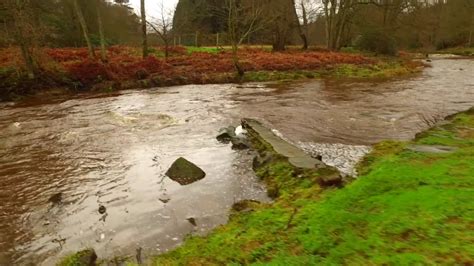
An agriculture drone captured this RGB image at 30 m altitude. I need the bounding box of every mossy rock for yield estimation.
[57,249,97,266]
[165,157,206,185]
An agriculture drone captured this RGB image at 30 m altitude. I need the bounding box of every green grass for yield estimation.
[240,61,419,83]
[151,108,474,265]
[437,46,474,56]
[331,61,418,79]
[185,46,222,54]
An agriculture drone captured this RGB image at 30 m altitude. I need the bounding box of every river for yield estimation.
[0,58,473,265]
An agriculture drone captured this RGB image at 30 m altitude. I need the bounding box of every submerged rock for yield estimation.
[48,193,62,205]
[159,193,171,203]
[98,205,106,214]
[186,217,197,226]
[217,125,250,150]
[216,126,236,143]
[231,138,250,150]
[165,157,206,185]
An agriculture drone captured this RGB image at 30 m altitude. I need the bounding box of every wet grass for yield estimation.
[147,108,474,265]
[437,47,474,56]
[330,60,420,78]
[185,46,222,54]
[241,60,420,83]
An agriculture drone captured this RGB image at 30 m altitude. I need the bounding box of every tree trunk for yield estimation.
[470,28,473,47]
[164,40,169,59]
[272,31,287,51]
[323,1,331,49]
[290,0,307,50]
[96,0,107,62]
[232,45,244,78]
[13,0,36,79]
[140,0,148,58]
[301,0,309,49]
[470,7,474,47]
[227,0,243,78]
[15,23,36,79]
[73,0,95,59]
[272,21,288,52]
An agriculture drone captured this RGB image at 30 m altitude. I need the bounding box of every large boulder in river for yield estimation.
[165,157,206,185]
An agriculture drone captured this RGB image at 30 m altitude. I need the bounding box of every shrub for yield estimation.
[356,29,398,56]
[66,60,109,85]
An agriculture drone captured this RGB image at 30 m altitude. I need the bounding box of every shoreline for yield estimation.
[0,47,424,103]
[1,59,423,104]
[59,107,474,265]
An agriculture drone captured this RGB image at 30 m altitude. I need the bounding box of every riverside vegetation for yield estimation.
[60,108,474,265]
[0,46,423,102]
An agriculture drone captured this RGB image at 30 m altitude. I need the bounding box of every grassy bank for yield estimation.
[437,47,474,56]
[150,108,473,265]
[0,46,423,102]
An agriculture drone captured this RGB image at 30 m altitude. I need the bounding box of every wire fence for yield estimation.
[170,32,270,47]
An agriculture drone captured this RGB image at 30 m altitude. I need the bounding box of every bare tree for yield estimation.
[73,0,95,58]
[147,1,174,59]
[322,0,353,50]
[291,0,308,49]
[467,0,474,47]
[269,0,295,51]
[140,0,148,58]
[95,0,107,62]
[4,0,38,78]
[300,0,310,49]
[224,0,265,77]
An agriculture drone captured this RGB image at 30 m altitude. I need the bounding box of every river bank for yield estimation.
[152,108,474,265]
[0,46,423,102]
[60,107,474,265]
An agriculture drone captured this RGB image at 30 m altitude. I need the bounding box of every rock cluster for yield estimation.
[216,125,250,150]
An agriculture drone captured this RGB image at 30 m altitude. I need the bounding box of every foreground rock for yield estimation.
[165,157,206,185]
[242,118,342,188]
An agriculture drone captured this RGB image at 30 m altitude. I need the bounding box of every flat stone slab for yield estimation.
[408,145,458,154]
[242,119,326,169]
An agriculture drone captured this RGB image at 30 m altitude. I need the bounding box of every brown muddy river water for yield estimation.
[1,58,473,265]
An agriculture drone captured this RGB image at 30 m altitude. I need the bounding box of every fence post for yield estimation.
[195,31,199,47]
[216,33,219,47]
[179,35,181,46]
